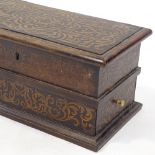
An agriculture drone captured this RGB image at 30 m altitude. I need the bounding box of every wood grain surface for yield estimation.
[0,67,140,136]
[0,0,141,55]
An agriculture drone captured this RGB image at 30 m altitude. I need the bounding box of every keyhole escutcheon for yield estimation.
[16,52,20,60]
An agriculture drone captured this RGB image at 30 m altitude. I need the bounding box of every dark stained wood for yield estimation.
[0,26,151,64]
[0,67,140,136]
[0,38,140,97]
[0,38,99,97]
[0,0,152,98]
[0,68,97,136]
[0,0,141,55]
[98,43,141,97]
[95,102,142,151]
[0,0,152,152]
[97,68,140,133]
[0,100,142,152]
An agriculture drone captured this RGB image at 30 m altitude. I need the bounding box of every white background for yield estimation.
[0,0,155,154]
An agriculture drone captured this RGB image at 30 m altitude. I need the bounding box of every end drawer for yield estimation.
[96,68,140,133]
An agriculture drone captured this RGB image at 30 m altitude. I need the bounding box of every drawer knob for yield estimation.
[113,99,125,107]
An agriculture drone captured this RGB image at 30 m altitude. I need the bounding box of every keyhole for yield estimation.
[16,52,20,60]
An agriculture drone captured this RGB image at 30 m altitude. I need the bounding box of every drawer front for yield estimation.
[96,68,140,133]
[0,68,97,136]
[0,38,99,97]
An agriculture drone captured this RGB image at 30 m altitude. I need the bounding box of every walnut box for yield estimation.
[0,0,152,152]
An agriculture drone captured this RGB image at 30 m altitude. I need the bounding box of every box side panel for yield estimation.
[0,38,99,97]
[0,68,97,136]
[98,43,141,96]
[96,70,138,133]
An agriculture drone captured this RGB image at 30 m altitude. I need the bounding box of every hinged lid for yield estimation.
[0,0,152,64]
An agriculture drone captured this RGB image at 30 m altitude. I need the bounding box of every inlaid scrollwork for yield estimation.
[0,80,95,130]
[0,0,140,54]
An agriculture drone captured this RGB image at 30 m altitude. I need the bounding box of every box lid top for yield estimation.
[0,0,152,64]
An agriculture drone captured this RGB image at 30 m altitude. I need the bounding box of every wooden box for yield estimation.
[0,0,152,151]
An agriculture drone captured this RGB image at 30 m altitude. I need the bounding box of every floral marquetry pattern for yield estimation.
[0,80,95,130]
[0,0,141,54]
